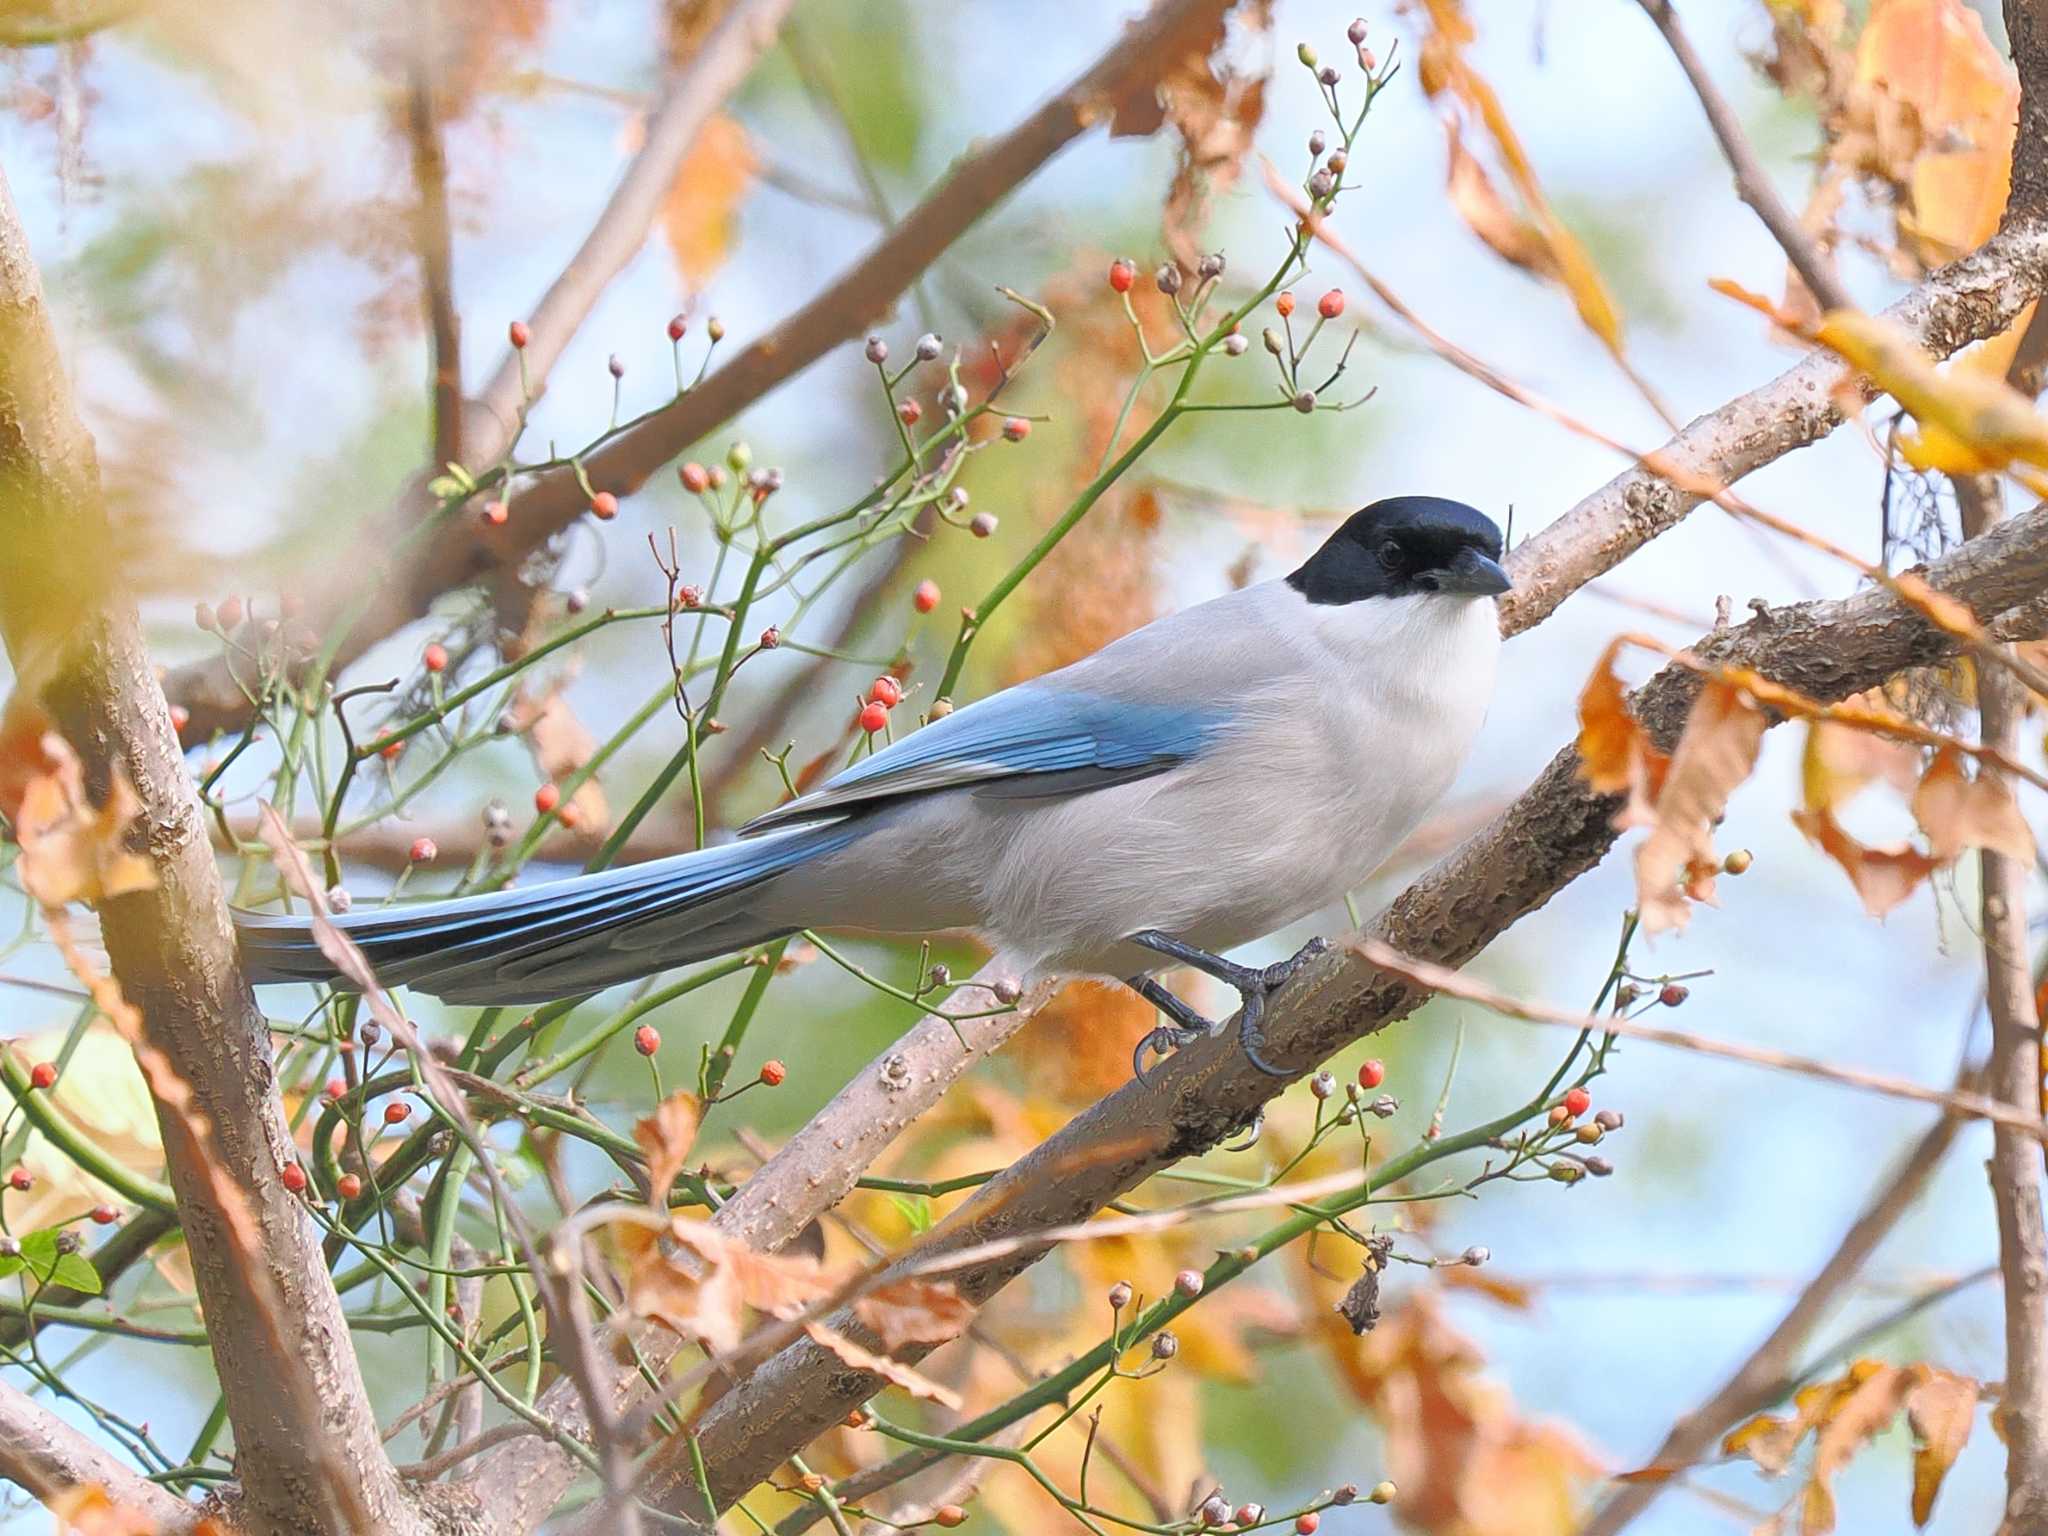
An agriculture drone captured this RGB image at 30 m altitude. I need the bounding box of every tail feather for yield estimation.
[235,820,861,1004]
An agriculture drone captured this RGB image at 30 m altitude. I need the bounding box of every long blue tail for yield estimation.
[235,820,862,1005]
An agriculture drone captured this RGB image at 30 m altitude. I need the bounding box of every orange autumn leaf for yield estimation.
[1633,680,1765,933]
[1574,637,1668,828]
[12,734,157,909]
[1904,1367,1979,1526]
[633,1090,703,1208]
[661,113,757,289]
[854,1277,975,1353]
[628,1215,827,1355]
[1910,746,2034,863]
[1152,2,1270,266]
[1801,712,1920,816]
[1444,120,1555,277]
[1791,806,1939,918]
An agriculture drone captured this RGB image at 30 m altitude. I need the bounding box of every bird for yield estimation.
[236,495,1509,1080]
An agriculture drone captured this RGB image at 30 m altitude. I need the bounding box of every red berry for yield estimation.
[868,676,904,708]
[1002,416,1030,442]
[1563,1086,1592,1118]
[169,704,191,734]
[590,491,618,521]
[912,579,940,614]
[423,642,448,674]
[28,1062,56,1091]
[481,500,509,527]
[667,314,687,342]
[1108,259,1136,294]
[677,585,703,609]
[759,1059,787,1087]
[556,802,581,830]
[216,595,245,630]
[1296,1516,1320,1534]
[759,626,780,649]
[859,701,890,733]
[1317,288,1346,320]
[1276,290,1296,318]
[280,1163,307,1194]
[91,1204,117,1225]
[898,397,923,426]
[1659,982,1689,1007]
[384,1100,410,1125]
[379,738,405,761]
[508,319,530,349]
[1358,1058,1385,1090]
[534,783,562,815]
[408,837,438,864]
[337,1173,363,1201]
[935,1508,966,1529]
[634,1025,661,1056]
[323,1078,346,1102]
[680,461,710,493]
[7,1167,30,1191]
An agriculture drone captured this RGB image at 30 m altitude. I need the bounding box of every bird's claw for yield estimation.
[1132,1023,1208,1088]
[1223,1106,1265,1152]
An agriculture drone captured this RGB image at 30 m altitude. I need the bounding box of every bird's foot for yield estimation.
[1131,1020,1208,1087]
[1126,932,1331,1080]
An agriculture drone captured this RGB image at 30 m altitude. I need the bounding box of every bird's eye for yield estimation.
[1376,539,1403,568]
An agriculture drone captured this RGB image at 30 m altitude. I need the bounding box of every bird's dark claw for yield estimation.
[1127,931,1327,1080]
[1132,1022,1208,1088]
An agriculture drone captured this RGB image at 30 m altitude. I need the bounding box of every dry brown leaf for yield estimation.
[1805,1362,1912,1533]
[1574,637,1668,828]
[11,734,157,909]
[1801,710,1920,815]
[1444,121,1555,277]
[854,1277,975,1352]
[1156,3,1270,265]
[1791,806,1940,917]
[630,1215,832,1355]
[1903,1366,1978,1526]
[633,1091,703,1208]
[803,1321,963,1410]
[660,113,757,289]
[1910,745,2035,863]
[1633,681,1765,933]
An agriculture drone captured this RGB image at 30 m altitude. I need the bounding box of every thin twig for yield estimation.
[405,16,462,470]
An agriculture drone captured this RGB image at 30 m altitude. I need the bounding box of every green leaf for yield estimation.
[48,1251,101,1296]
[890,1193,934,1234]
[17,1229,59,1282]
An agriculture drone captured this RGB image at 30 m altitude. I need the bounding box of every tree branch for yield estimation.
[1634,0,1853,312]
[159,0,1238,747]
[2007,0,2048,223]
[628,500,2048,1524]
[0,169,440,1534]
[0,1377,195,1529]
[407,18,462,471]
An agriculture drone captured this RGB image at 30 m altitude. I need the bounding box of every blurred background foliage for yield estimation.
[0,0,2043,1531]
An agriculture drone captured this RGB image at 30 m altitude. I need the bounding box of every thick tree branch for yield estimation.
[1499,220,2048,637]
[160,0,1238,747]
[2008,0,2048,223]
[0,1377,195,1529]
[0,171,443,1534]
[1635,0,1852,312]
[630,502,2048,1524]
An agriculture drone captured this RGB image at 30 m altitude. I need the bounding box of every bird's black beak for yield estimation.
[1428,545,1513,596]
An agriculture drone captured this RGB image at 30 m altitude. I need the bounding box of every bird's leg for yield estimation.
[1126,975,1214,1085]
[1127,931,1330,1078]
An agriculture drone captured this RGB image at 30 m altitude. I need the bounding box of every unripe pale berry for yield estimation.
[590,491,618,520]
[680,462,710,493]
[1175,1268,1204,1297]
[195,601,216,631]
[608,353,625,379]
[1577,1122,1604,1144]
[1155,263,1183,295]
[970,511,999,538]
[1318,64,1340,85]
[1594,1107,1625,1131]
[1235,1505,1264,1527]
[384,1100,410,1125]
[1724,848,1753,874]
[1223,334,1249,356]
[1108,1280,1133,1310]
[217,594,245,629]
[29,1062,56,1090]
[1198,251,1226,279]
[1585,1155,1615,1176]
[634,1025,661,1056]
[1310,1070,1336,1099]
[535,783,561,815]
[1463,1245,1490,1266]
[912,579,940,613]
[914,332,943,361]
[759,1059,786,1086]
[1309,168,1336,199]
[929,698,954,718]
[279,1163,307,1193]
[1369,1481,1396,1505]
[1348,17,1369,43]
[1309,129,1327,156]
[1198,1493,1230,1526]
[1108,258,1136,293]
[865,335,889,364]
[1318,289,1346,319]
[337,1173,363,1200]
[508,320,530,349]
[706,316,725,341]
[1297,41,1318,68]
[423,642,448,673]
[1151,1330,1178,1359]
[727,440,752,472]
[1358,1059,1385,1089]
[859,701,890,733]
[1292,390,1317,412]
[869,676,904,707]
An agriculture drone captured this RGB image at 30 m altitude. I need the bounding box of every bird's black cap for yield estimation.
[1286,496,1510,605]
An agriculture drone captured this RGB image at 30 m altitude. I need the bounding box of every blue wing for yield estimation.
[741,684,1236,835]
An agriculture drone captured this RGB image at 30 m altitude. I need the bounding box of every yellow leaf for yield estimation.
[1634,681,1765,933]
[1815,310,2048,475]
[1911,746,2035,863]
[661,113,756,289]
[1903,1366,1978,1526]
[1574,637,1668,827]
